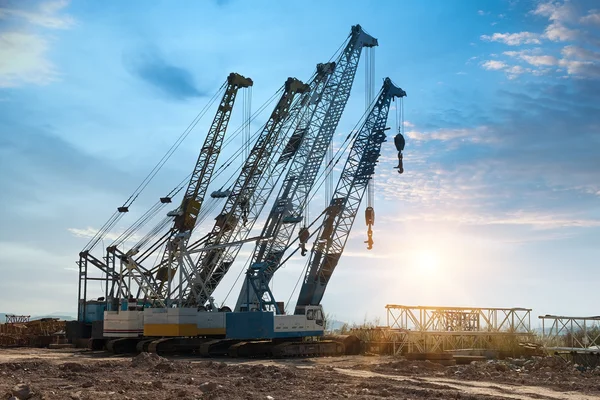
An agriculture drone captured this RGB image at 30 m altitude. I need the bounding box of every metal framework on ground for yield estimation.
[350,305,535,355]
[538,314,600,353]
[5,315,30,324]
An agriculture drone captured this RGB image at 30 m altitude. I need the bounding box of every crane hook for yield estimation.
[298,226,310,256]
[364,207,375,250]
[394,133,405,174]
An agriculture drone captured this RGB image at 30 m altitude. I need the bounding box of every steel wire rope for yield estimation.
[82,84,225,252]
[194,38,349,308]
[125,87,283,276]
[366,47,375,210]
[110,171,193,248]
[298,88,381,214]
[283,83,387,306]
[124,84,225,207]
[84,37,349,254]
[111,85,274,252]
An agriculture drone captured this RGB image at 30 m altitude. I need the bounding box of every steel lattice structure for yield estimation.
[292,78,406,315]
[236,25,378,312]
[77,73,252,316]
[5,315,30,324]
[180,77,311,307]
[118,73,254,306]
[539,314,600,352]
[384,305,534,354]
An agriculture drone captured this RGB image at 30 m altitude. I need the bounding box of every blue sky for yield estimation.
[0,0,599,326]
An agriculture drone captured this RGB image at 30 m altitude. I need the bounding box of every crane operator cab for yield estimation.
[394,132,405,174]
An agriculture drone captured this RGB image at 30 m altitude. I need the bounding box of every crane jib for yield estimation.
[235,24,379,313]
[293,77,406,315]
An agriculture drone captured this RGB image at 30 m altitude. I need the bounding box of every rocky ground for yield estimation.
[1,348,599,399]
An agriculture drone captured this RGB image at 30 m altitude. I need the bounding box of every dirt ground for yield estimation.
[1,348,600,400]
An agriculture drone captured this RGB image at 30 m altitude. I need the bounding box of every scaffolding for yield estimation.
[5,315,30,324]
[349,305,535,355]
[384,305,535,354]
[539,315,600,352]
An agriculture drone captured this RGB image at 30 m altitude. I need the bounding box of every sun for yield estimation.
[415,251,439,273]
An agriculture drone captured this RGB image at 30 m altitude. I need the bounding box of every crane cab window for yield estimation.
[315,309,324,326]
[315,309,323,321]
[306,309,315,320]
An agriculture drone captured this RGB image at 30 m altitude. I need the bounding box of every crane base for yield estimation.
[106,338,140,354]
[147,337,209,355]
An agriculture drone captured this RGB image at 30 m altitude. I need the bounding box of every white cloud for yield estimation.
[533,1,577,23]
[481,32,541,45]
[0,0,73,87]
[393,211,600,230]
[504,50,559,66]
[343,251,390,259]
[482,60,508,70]
[505,65,530,79]
[0,32,57,87]
[559,59,600,77]
[562,45,600,61]
[523,54,559,66]
[406,126,495,143]
[478,1,600,79]
[403,120,414,128]
[0,0,74,29]
[580,10,600,25]
[545,21,578,41]
[68,227,142,244]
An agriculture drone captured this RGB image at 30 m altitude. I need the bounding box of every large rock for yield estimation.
[11,384,33,400]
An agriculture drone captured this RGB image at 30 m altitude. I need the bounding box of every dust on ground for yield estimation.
[1,348,599,399]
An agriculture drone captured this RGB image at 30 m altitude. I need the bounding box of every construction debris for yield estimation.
[0,319,66,348]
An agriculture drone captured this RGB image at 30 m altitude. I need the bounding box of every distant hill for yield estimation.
[326,319,348,332]
[32,314,76,321]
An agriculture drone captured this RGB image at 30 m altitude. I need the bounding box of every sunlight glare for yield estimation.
[416,250,439,273]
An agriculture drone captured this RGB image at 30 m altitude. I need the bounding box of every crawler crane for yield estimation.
[214,78,406,358]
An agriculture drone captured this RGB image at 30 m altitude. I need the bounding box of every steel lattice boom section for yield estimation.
[293,78,406,315]
[151,73,253,300]
[190,68,340,308]
[178,77,311,307]
[236,25,378,312]
[102,73,253,307]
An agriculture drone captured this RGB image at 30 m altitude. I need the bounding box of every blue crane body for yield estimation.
[227,78,406,344]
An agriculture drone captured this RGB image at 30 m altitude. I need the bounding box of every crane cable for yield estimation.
[215,35,352,307]
[283,88,383,306]
[301,86,382,216]
[365,46,376,250]
[82,83,226,252]
[109,85,279,252]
